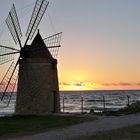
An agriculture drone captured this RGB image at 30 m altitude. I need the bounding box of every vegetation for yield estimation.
[72,124,140,140]
[118,101,140,114]
[92,101,140,116]
[0,114,96,139]
[108,101,140,116]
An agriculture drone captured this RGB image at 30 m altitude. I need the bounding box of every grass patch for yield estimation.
[72,124,140,140]
[0,115,96,139]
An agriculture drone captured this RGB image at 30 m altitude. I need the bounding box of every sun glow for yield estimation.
[59,81,96,91]
[71,83,86,91]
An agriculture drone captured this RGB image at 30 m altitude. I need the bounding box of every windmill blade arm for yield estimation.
[47,45,61,49]
[6,4,22,48]
[0,51,19,57]
[25,0,49,44]
[0,45,19,65]
[44,32,62,40]
[44,32,62,58]
[6,18,18,45]
[0,60,14,66]
[6,77,18,106]
[0,45,19,56]
[44,32,62,47]
[0,45,19,51]
[1,60,19,101]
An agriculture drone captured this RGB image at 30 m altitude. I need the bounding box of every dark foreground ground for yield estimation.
[6,114,140,140]
[0,114,96,139]
[72,124,140,140]
[2,101,140,140]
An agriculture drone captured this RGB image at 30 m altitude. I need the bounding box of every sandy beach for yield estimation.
[7,113,140,140]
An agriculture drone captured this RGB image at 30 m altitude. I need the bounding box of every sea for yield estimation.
[0,90,140,116]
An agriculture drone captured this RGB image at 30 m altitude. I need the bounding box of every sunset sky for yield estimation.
[0,0,140,90]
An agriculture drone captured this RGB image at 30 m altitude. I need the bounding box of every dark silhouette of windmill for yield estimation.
[0,0,62,115]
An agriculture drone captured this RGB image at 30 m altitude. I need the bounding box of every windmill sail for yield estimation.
[25,0,49,43]
[0,62,18,106]
[6,4,22,48]
[44,32,62,58]
[0,45,19,65]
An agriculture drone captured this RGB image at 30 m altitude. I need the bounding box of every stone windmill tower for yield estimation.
[0,0,62,115]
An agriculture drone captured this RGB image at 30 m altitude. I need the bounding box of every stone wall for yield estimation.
[15,58,60,115]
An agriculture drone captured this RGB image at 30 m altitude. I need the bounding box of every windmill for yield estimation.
[0,0,62,115]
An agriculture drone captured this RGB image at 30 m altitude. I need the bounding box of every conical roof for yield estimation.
[23,31,53,60]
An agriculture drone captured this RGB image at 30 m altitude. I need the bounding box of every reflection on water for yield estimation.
[0,90,140,115]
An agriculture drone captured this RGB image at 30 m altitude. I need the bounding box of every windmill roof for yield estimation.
[23,31,53,60]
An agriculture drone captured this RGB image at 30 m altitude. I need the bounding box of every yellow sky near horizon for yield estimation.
[59,80,140,91]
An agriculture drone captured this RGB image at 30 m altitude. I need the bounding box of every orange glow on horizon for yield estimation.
[59,81,140,91]
[59,81,96,91]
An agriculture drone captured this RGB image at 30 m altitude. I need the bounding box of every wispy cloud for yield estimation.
[136,83,140,86]
[119,82,132,86]
[101,82,140,87]
[60,81,94,87]
[60,82,71,86]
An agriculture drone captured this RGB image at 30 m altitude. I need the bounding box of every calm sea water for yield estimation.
[0,90,140,116]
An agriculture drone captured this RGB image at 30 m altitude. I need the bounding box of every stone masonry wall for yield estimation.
[15,58,60,115]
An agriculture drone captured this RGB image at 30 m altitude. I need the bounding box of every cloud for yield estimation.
[60,82,140,87]
[118,82,132,86]
[135,83,140,86]
[59,82,71,86]
[74,82,85,87]
[102,83,112,86]
[60,81,93,87]
[102,82,132,86]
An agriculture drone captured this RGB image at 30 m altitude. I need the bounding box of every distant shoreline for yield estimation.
[60,89,140,92]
